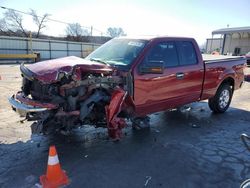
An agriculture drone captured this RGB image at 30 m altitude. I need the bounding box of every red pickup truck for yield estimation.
[9,36,246,140]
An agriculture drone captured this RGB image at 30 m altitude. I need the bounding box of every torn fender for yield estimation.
[105,88,130,140]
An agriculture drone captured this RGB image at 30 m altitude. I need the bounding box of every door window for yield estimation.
[144,42,179,68]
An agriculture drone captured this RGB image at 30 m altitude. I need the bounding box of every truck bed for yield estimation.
[201,54,246,101]
[202,54,244,63]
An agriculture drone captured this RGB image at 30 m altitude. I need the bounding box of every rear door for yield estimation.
[174,41,204,102]
[133,39,204,115]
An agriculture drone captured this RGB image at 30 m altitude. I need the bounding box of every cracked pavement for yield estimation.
[0,65,250,188]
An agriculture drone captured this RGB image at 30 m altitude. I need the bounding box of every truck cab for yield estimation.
[130,37,204,115]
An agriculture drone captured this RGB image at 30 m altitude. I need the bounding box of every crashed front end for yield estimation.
[9,57,133,140]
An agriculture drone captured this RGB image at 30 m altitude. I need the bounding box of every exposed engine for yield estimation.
[20,71,128,139]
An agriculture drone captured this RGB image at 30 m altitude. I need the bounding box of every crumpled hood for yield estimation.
[26,56,114,83]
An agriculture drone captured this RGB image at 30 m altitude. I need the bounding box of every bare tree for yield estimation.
[0,19,7,33]
[106,27,126,38]
[65,23,89,41]
[30,9,50,38]
[0,18,17,36]
[4,9,28,37]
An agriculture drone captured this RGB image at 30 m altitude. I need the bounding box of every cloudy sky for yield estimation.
[0,0,249,44]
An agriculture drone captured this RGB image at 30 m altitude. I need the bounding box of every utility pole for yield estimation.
[90,26,93,36]
[29,31,33,54]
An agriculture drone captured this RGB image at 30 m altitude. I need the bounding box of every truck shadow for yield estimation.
[1,101,250,149]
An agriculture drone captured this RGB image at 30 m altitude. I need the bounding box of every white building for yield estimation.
[206,26,250,55]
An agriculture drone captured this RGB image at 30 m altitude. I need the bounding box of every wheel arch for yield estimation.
[219,76,235,93]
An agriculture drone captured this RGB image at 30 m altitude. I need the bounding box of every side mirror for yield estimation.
[139,60,164,74]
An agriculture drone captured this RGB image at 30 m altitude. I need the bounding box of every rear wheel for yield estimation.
[208,84,233,113]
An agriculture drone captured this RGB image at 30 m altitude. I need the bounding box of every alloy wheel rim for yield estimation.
[219,89,230,109]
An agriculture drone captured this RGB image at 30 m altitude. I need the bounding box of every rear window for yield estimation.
[176,41,197,65]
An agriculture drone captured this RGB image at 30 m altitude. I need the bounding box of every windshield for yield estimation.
[86,38,148,66]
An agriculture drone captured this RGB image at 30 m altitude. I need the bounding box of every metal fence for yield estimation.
[0,36,101,61]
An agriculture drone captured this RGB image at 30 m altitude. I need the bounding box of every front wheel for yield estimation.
[208,84,233,113]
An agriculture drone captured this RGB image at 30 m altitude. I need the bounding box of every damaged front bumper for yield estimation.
[9,88,133,140]
[8,92,58,117]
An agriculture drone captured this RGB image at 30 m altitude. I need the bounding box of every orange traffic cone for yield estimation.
[40,145,69,188]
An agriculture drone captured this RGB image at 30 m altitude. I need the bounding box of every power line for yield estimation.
[0,6,106,35]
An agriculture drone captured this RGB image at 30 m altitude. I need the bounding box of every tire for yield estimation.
[208,84,233,113]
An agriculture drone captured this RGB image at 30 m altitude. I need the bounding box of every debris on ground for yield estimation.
[190,123,200,128]
[200,108,205,112]
[180,106,191,113]
[33,183,42,188]
[144,176,152,186]
[150,127,160,133]
[132,116,150,130]
[154,129,160,133]
[25,175,37,184]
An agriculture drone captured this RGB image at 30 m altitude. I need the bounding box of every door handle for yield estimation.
[176,72,184,79]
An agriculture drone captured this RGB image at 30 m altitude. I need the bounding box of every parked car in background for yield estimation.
[245,51,250,66]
